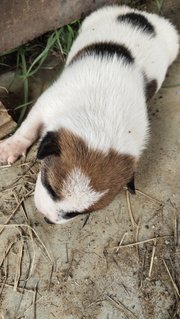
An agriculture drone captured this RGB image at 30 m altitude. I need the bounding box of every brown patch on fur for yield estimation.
[41,129,136,212]
[146,79,157,101]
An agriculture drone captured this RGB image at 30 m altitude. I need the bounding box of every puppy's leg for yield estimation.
[0,101,43,164]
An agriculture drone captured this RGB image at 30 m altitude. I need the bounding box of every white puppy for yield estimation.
[0,6,179,224]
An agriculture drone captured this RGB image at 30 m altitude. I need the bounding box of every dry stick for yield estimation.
[0,224,53,263]
[48,264,54,291]
[33,283,38,319]
[66,243,69,263]
[14,236,24,292]
[22,240,32,283]
[4,256,8,279]
[126,190,138,228]
[19,199,36,281]
[163,259,180,298]
[0,86,9,93]
[139,247,147,289]
[0,184,21,193]
[26,226,36,280]
[0,242,14,268]
[135,217,141,260]
[0,313,5,319]
[13,279,27,319]
[106,294,138,319]
[21,201,29,223]
[0,160,37,191]
[0,164,12,169]
[113,235,173,250]
[116,232,128,253]
[0,258,8,296]
[0,282,35,293]
[148,238,157,277]
[136,189,162,204]
[24,296,44,314]
[174,214,178,246]
[0,189,34,235]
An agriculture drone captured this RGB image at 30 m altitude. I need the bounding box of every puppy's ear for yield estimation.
[127,174,136,195]
[37,131,60,160]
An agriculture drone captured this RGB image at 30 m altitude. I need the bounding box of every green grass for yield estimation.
[155,0,164,14]
[0,20,81,125]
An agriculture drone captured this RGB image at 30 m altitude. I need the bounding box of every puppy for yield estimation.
[0,6,179,224]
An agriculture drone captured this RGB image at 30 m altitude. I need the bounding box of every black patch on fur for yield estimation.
[37,131,60,160]
[117,13,155,36]
[70,42,134,64]
[146,79,158,101]
[127,174,136,195]
[44,217,55,224]
[41,168,59,200]
[62,211,87,219]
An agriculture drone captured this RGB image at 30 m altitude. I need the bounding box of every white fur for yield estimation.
[35,168,107,224]
[0,5,179,222]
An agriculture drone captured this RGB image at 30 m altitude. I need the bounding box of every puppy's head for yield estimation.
[34,129,136,224]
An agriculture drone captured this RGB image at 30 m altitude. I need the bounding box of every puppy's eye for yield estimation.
[41,170,59,200]
[62,212,81,219]
[45,180,58,200]
[62,211,90,219]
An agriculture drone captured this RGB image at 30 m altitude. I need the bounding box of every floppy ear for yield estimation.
[37,131,60,160]
[127,174,136,195]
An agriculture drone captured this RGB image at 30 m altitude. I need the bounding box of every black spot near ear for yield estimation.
[127,174,136,195]
[146,79,158,101]
[117,13,155,36]
[37,131,60,160]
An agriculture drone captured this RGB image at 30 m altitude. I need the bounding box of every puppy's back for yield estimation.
[67,5,179,90]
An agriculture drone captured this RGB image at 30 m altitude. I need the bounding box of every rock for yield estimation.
[0,102,16,139]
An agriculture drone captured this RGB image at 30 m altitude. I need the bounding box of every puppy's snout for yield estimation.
[44,216,55,224]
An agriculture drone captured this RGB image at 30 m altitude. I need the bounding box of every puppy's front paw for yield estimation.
[0,135,31,164]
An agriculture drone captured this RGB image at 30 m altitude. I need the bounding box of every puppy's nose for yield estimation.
[44,216,55,224]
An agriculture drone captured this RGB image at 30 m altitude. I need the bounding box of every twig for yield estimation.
[148,239,157,277]
[65,243,69,263]
[0,224,53,263]
[163,259,180,297]
[0,242,14,268]
[21,201,29,223]
[174,214,178,246]
[26,226,36,280]
[0,164,12,168]
[0,258,8,296]
[0,86,9,93]
[0,312,5,319]
[24,296,43,314]
[126,190,138,228]
[105,294,138,319]
[14,236,24,291]
[135,217,141,259]
[139,247,147,289]
[48,264,54,291]
[115,232,128,253]
[0,282,35,293]
[82,213,90,228]
[113,235,173,250]
[33,283,38,319]
[0,190,33,235]
[0,160,37,191]
[136,189,162,204]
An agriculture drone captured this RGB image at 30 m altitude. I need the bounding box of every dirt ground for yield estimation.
[0,2,180,319]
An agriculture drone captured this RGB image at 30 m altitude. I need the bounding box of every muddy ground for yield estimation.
[0,1,180,318]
